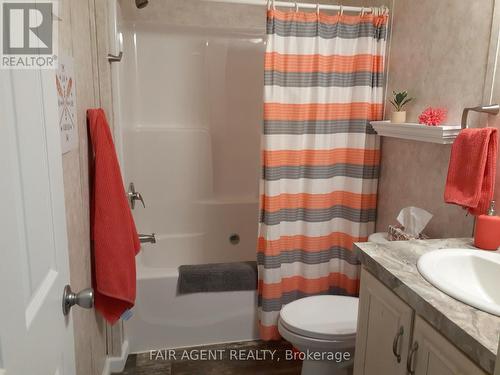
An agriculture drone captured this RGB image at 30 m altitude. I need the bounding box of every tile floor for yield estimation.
[118,340,302,375]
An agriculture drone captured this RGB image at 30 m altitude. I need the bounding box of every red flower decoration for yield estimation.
[418,107,448,126]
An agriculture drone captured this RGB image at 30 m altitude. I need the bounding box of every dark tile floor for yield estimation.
[118,340,302,375]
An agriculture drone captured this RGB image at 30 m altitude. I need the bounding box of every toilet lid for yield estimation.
[279,295,358,341]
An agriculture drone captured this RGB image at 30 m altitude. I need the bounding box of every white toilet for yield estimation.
[278,295,358,375]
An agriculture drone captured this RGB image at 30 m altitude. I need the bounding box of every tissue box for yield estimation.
[388,225,429,241]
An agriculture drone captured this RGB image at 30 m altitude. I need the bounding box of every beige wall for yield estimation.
[119,0,266,29]
[375,0,495,238]
[59,0,119,374]
[487,4,500,207]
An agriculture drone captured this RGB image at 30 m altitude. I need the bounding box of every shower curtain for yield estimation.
[257,8,388,340]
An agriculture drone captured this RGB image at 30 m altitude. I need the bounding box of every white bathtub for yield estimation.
[126,260,259,353]
[126,196,260,353]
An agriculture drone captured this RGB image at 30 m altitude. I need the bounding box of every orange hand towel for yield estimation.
[88,108,141,324]
[444,127,498,216]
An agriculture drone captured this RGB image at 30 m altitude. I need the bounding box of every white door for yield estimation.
[0,68,76,374]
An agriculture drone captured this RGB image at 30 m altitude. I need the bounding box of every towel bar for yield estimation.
[461,104,499,129]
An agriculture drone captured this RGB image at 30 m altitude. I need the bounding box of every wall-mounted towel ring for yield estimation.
[461,104,500,129]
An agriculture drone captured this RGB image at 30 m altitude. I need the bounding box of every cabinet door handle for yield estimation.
[406,341,419,375]
[392,326,404,362]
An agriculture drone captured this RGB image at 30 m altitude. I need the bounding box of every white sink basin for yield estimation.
[417,248,500,316]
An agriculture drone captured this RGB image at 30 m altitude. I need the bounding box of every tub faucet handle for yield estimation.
[128,182,145,209]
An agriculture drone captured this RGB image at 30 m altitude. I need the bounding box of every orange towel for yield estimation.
[444,127,498,216]
[88,108,141,324]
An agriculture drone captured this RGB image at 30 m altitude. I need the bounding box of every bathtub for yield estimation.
[126,260,259,353]
[125,197,260,353]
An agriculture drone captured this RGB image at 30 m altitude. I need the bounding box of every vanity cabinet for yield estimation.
[410,316,486,375]
[354,269,414,375]
[354,268,487,375]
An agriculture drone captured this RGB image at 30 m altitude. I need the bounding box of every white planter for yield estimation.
[391,111,407,123]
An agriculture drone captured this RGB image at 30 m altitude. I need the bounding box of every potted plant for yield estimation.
[390,90,413,123]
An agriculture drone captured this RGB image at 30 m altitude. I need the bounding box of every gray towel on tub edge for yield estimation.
[177,261,257,294]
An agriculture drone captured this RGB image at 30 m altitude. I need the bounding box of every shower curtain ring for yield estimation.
[295,2,299,12]
[272,0,275,10]
[338,5,343,16]
[267,0,270,10]
[316,2,320,15]
[360,7,365,17]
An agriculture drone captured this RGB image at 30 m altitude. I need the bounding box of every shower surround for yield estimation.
[113,10,265,351]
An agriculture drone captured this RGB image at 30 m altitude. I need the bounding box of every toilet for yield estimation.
[278,295,358,375]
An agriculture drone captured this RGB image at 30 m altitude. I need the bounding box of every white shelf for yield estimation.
[370,121,461,144]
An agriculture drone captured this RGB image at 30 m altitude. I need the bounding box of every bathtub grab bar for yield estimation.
[139,233,156,244]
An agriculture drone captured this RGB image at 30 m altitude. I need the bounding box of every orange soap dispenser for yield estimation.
[474,201,500,250]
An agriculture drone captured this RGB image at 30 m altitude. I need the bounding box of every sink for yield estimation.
[417,248,500,316]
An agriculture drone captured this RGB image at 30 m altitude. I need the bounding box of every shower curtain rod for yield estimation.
[202,0,382,13]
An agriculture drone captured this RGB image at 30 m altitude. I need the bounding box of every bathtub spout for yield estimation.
[139,233,156,244]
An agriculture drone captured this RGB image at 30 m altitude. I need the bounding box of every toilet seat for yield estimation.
[279,295,358,341]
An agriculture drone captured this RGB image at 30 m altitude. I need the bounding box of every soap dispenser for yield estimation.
[474,201,500,250]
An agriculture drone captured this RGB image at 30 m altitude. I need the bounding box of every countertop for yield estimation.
[354,238,500,374]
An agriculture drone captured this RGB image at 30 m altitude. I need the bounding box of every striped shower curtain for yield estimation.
[257,8,388,340]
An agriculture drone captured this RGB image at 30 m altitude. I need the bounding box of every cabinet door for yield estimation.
[409,316,487,375]
[354,268,414,375]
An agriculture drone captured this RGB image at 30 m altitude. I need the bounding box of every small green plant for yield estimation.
[390,91,414,111]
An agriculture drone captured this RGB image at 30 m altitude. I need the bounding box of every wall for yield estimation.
[59,0,120,374]
[119,0,266,28]
[487,3,500,207]
[375,0,495,238]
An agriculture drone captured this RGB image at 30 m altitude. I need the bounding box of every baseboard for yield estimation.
[101,340,130,375]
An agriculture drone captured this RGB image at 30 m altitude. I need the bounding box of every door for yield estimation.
[354,268,414,375]
[0,68,76,374]
[409,316,487,375]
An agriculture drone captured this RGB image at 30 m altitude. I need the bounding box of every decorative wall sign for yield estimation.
[56,54,78,154]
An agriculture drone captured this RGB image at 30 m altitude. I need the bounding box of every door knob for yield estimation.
[62,285,94,315]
